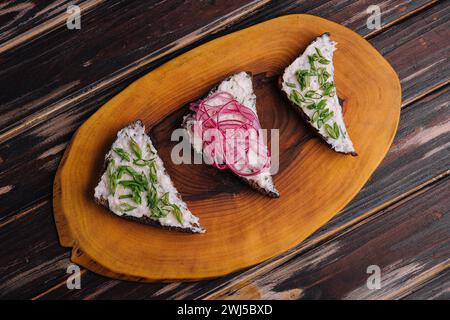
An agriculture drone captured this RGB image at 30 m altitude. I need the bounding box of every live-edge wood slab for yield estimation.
[53,14,401,281]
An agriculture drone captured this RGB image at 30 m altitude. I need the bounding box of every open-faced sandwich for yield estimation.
[183,71,279,197]
[280,33,356,155]
[94,120,204,233]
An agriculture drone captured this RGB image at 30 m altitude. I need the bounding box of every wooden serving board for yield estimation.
[53,14,401,281]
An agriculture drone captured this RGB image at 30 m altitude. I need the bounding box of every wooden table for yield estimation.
[0,0,448,300]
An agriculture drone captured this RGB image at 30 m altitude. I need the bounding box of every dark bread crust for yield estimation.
[235,174,279,198]
[183,72,280,198]
[94,120,204,234]
[95,193,202,234]
[278,34,357,156]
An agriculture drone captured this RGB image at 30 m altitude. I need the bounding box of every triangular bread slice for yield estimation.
[280,33,356,155]
[94,120,204,233]
[183,71,279,197]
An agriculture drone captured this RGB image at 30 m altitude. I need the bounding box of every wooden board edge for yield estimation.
[53,139,77,248]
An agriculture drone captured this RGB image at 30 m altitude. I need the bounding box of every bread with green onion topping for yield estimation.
[280,33,357,155]
[94,120,204,233]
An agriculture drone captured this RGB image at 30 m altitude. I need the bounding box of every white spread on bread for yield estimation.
[183,72,278,195]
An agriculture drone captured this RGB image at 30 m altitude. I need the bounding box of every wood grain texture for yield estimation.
[53,14,401,281]
[304,85,450,237]
[0,200,71,299]
[0,1,447,299]
[403,269,450,300]
[206,176,450,300]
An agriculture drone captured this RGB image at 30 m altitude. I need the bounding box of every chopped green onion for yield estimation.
[133,159,150,167]
[315,47,325,59]
[296,70,310,90]
[148,160,158,183]
[117,165,128,179]
[150,205,169,219]
[147,189,158,210]
[317,68,330,86]
[110,137,182,221]
[132,188,142,205]
[316,99,327,110]
[318,58,330,65]
[117,166,148,189]
[322,113,334,124]
[321,82,335,96]
[119,180,146,192]
[147,143,155,155]
[315,47,330,64]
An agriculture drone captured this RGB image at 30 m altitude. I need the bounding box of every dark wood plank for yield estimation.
[0,0,95,50]
[0,1,447,299]
[34,85,450,299]
[0,0,270,139]
[219,0,440,37]
[207,176,450,299]
[0,0,438,142]
[403,269,450,300]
